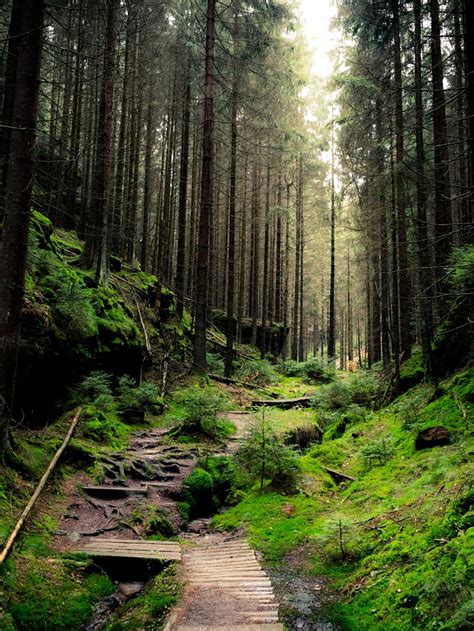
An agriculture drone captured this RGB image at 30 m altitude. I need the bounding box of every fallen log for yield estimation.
[209,373,275,395]
[322,466,356,483]
[251,395,314,409]
[0,408,82,566]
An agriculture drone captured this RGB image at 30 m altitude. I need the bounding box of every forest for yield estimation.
[0,0,472,629]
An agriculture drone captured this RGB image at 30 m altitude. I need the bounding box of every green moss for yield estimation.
[5,557,115,631]
[399,348,425,388]
[214,367,474,628]
[103,566,181,630]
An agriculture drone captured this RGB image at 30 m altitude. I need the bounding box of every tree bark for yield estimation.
[0,0,44,460]
[194,0,216,371]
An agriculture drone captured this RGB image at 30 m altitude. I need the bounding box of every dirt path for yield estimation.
[166,534,282,630]
[54,426,197,550]
[223,410,253,454]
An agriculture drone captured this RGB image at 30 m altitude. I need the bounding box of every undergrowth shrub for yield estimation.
[277,358,334,383]
[360,435,396,467]
[312,369,383,414]
[207,352,225,376]
[182,468,215,518]
[284,424,322,450]
[75,371,113,403]
[347,369,382,407]
[302,357,335,383]
[168,385,232,438]
[201,455,246,507]
[319,514,362,560]
[236,412,300,492]
[117,376,164,422]
[312,380,352,411]
[278,359,305,377]
[234,358,277,386]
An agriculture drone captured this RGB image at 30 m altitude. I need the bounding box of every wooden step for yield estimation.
[174,626,284,631]
[81,485,148,497]
[78,538,181,561]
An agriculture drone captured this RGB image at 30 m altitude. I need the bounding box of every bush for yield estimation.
[284,424,322,450]
[169,385,230,438]
[234,358,277,386]
[117,376,164,422]
[236,412,300,492]
[207,352,225,376]
[76,371,113,403]
[200,455,243,506]
[277,358,334,383]
[303,357,334,383]
[348,369,381,407]
[360,435,395,467]
[182,468,215,518]
[312,380,352,411]
[277,359,306,377]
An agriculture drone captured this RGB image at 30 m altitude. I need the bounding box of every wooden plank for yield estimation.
[82,485,148,495]
[175,626,284,631]
[96,538,180,544]
[79,549,181,560]
[84,541,180,549]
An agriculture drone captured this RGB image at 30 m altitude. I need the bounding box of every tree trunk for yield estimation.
[175,53,191,315]
[463,0,474,229]
[0,0,44,460]
[0,0,22,219]
[414,0,434,377]
[392,0,412,358]
[430,0,452,299]
[225,7,239,375]
[328,125,336,361]
[193,0,216,371]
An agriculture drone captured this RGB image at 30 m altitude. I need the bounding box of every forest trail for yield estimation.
[224,410,254,453]
[166,535,282,630]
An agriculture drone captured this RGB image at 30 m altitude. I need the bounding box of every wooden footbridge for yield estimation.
[79,533,282,629]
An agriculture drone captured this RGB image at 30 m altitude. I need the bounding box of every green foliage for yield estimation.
[182,468,215,518]
[319,514,362,560]
[200,455,244,507]
[360,435,396,467]
[103,566,180,630]
[130,505,176,537]
[312,370,382,414]
[234,358,277,386]
[207,352,225,375]
[399,348,425,388]
[75,371,113,402]
[25,211,146,362]
[278,359,306,377]
[117,376,164,422]
[168,385,232,439]
[277,357,334,383]
[236,411,300,492]
[347,369,382,407]
[81,404,128,448]
[312,380,352,411]
[6,558,115,631]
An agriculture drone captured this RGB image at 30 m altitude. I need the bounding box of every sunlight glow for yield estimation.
[297,0,338,78]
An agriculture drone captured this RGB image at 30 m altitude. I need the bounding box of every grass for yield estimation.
[261,407,319,434]
[213,366,474,630]
[268,376,318,399]
[103,566,181,630]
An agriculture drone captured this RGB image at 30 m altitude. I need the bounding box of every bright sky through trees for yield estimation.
[298,0,338,77]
